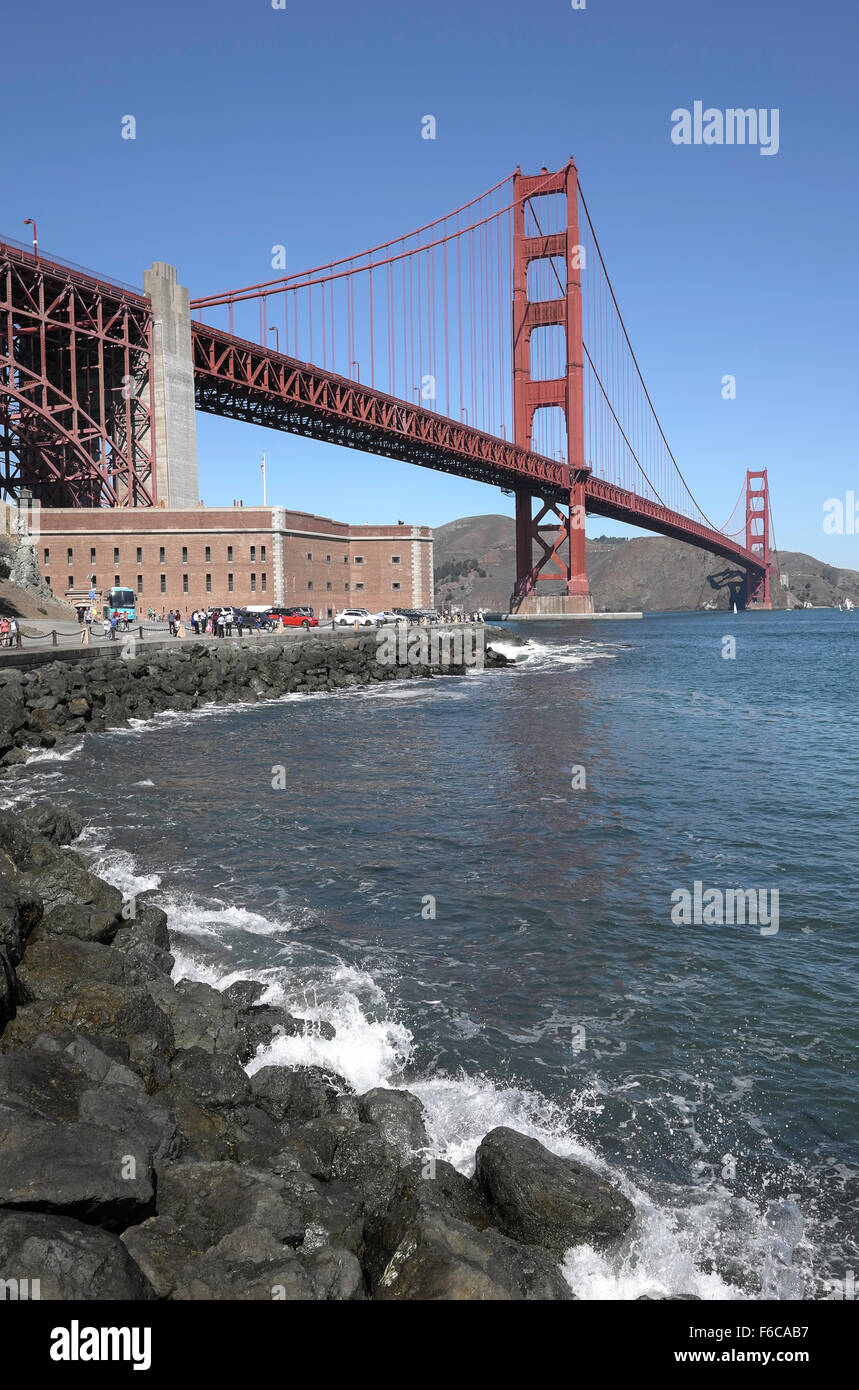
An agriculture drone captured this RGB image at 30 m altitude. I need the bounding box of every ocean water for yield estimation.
[5,611,857,1300]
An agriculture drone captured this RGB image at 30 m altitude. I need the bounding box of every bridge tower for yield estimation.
[745,468,772,608]
[511,159,593,615]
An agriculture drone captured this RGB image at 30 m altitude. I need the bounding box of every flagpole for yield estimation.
[261,452,267,507]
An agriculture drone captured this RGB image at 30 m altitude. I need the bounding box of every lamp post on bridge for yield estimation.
[351,360,361,382]
[268,327,279,354]
[23,218,37,259]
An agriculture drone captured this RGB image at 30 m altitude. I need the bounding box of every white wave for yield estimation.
[17,739,85,763]
[492,638,621,669]
[163,892,303,946]
[85,844,162,898]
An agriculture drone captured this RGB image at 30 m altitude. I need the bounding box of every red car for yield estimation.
[267,605,318,629]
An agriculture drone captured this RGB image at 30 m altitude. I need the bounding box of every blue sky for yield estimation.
[2,0,856,559]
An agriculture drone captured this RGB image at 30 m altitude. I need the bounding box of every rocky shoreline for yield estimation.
[0,628,640,1301]
[0,627,516,766]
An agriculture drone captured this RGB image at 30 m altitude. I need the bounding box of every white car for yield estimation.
[334,608,376,626]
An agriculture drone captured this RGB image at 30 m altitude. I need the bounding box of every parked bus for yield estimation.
[103,585,136,624]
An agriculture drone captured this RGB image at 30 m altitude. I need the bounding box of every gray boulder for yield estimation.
[146,976,239,1056]
[357,1087,430,1157]
[372,1205,573,1300]
[0,1102,156,1232]
[250,1065,346,1125]
[0,1210,154,1299]
[155,1160,305,1250]
[171,1226,363,1301]
[475,1127,634,1258]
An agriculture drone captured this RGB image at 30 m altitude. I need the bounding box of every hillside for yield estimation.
[432,515,858,613]
[0,530,73,621]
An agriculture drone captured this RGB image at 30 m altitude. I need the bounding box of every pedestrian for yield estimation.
[0,617,9,647]
[236,611,243,638]
[225,611,233,637]
[190,609,198,635]
[167,609,176,637]
[109,612,118,641]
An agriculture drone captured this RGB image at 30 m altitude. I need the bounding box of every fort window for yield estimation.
[355,582,365,592]
[306,551,312,561]
[160,575,166,594]
[136,547,142,565]
[90,548,96,565]
[67,548,73,566]
[261,546,266,562]
[183,575,189,593]
[261,574,267,592]
[204,546,211,563]
[228,574,234,592]
[114,547,120,565]
[392,581,401,590]
[227,546,233,562]
[391,555,401,564]
[182,547,188,563]
[250,546,256,562]
[250,574,256,592]
[206,574,212,593]
[159,547,165,564]
[354,555,364,564]
[43,548,50,565]
[137,576,143,594]
[114,574,120,586]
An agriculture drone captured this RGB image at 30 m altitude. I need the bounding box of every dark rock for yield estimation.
[171,1226,312,1301]
[23,806,84,846]
[329,1123,408,1221]
[357,1086,430,1157]
[0,878,43,967]
[111,897,174,977]
[0,1045,98,1122]
[171,1226,364,1301]
[10,937,174,1089]
[33,901,119,945]
[224,979,266,1010]
[155,1160,305,1250]
[16,849,124,924]
[250,1065,347,1125]
[170,1047,251,1110]
[77,1084,178,1166]
[371,1205,573,1300]
[0,1210,154,1299]
[0,1102,157,1232]
[146,976,239,1056]
[120,1215,199,1300]
[236,1004,336,1058]
[275,1115,359,1181]
[0,947,15,1032]
[475,1127,635,1258]
[302,1244,365,1300]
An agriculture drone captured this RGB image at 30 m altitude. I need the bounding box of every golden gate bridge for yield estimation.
[0,159,771,611]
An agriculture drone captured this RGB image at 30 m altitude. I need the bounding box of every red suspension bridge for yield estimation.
[0,158,771,609]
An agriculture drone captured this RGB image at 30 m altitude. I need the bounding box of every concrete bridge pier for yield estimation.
[143,262,199,508]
